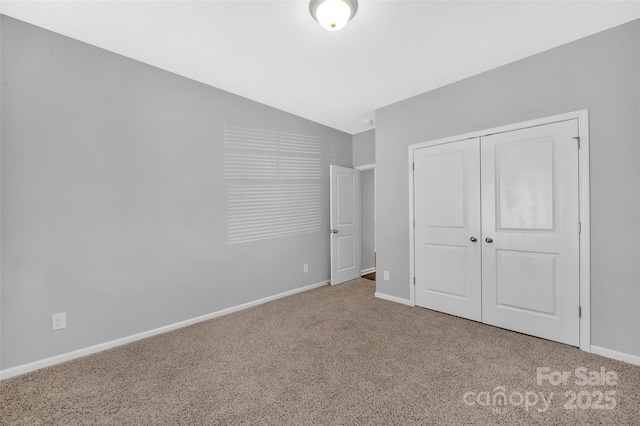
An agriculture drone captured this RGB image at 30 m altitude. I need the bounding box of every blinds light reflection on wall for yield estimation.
[225,125,322,244]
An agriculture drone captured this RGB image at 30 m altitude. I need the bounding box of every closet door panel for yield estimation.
[481,120,580,346]
[414,139,481,321]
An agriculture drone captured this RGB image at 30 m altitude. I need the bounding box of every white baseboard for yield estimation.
[375,292,414,307]
[361,267,376,275]
[0,280,329,380]
[591,345,640,367]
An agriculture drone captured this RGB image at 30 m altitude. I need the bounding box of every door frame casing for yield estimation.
[355,164,376,276]
[408,110,591,352]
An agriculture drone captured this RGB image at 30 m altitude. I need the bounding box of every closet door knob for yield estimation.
[485,238,493,243]
[470,237,477,242]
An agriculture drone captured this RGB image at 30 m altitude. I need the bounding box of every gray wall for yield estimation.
[375,19,640,357]
[360,169,375,272]
[352,129,375,167]
[0,16,352,369]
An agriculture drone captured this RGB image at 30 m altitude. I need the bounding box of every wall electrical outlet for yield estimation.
[304,264,309,273]
[52,313,67,331]
[384,271,390,280]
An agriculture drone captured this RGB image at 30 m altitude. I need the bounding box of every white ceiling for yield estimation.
[2,1,639,134]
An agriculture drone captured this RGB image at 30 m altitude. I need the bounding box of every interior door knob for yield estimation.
[485,237,493,243]
[470,237,477,242]
[332,229,338,233]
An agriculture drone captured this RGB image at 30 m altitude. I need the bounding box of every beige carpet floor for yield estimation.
[2,278,639,425]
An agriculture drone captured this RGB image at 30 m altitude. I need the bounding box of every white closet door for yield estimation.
[481,120,580,346]
[414,139,482,321]
[330,165,361,285]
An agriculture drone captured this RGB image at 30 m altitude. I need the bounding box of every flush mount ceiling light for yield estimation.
[309,0,358,31]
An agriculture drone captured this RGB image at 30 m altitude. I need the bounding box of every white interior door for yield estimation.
[481,120,580,346]
[330,165,361,285]
[414,139,482,321]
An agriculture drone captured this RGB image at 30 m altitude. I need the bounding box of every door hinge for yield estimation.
[579,222,582,234]
[413,277,416,285]
[572,136,581,149]
[412,162,415,171]
[413,219,415,228]
[579,306,582,318]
